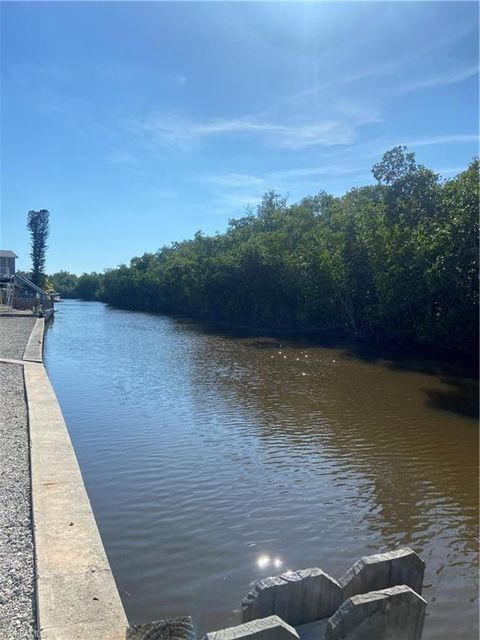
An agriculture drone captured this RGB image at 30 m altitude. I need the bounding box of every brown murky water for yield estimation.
[44,300,478,639]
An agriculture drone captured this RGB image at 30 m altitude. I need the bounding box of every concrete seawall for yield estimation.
[1,316,128,639]
[23,317,45,363]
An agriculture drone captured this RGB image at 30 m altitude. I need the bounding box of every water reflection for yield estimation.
[44,302,478,640]
[256,555,283,570]
[422,377,478,419]
[178,317,479,638]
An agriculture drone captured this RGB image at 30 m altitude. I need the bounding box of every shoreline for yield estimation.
[62,297,478,374]
[0,315,128,639]
[66,298,479,380]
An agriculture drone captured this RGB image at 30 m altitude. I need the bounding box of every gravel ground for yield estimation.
[0,317,37,360]
[0,362,36,639]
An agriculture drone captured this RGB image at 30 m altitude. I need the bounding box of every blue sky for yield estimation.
[1,1,478,274]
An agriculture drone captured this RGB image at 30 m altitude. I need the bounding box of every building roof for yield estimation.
[0,250,18,258]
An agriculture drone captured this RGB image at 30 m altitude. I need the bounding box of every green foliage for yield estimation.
[49,271,79,297]
[372,145,417,184]
[48,271,104,300]
[27,209,49,287]
[67,149,480,359]
[75,272,104,301]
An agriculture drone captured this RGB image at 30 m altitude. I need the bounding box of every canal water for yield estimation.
[44,300,478,639]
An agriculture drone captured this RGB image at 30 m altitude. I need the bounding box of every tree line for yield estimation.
[49,148,479,359]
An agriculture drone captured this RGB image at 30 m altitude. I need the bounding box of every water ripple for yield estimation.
[44,301,479,639]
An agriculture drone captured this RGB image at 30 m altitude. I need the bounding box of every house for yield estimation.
[0,250,18,277]
[0,250,53,318]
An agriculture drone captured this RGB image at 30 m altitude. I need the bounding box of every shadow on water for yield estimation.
[170,316,479,421]
[171,314,477,366]
[423,377,479,420]
[337,343,478,421]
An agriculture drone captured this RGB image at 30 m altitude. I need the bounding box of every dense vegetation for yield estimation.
[50,148,479,359]
[48,270,103,301]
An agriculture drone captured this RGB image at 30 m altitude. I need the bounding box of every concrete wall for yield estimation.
[204,615,299,640]
[233,548,426,640]
[24,318,128,639]
[242,568,342,627]
[340,548,425,600]
[23,318,44,362]
[325,585,427,640]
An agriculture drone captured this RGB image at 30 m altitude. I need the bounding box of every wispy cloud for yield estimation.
[342,133,480,166]
[403,133,478,147]
[288,22,477,104]
[208,191,264,217]
[292,60,403,100]
[202,160,373,197]
[126,111,378,151]
[434,167,466,177]
[203,173,265,188]
[269,164,367,181]
[397,65,479,94]
[172,74,187,87]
